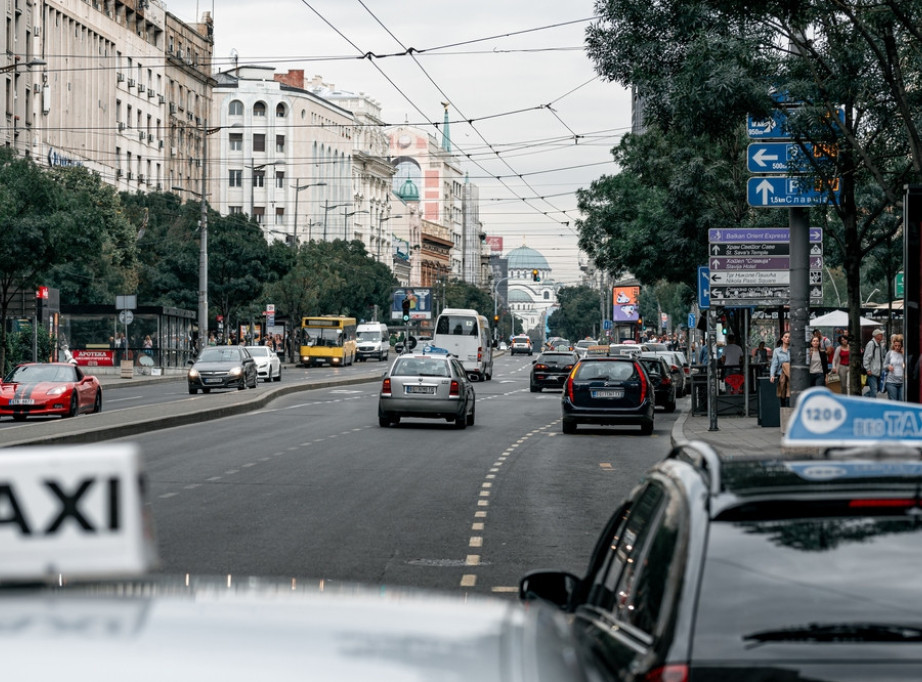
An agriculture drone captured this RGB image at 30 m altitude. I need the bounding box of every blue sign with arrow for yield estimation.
[784,387,922,448]
[748,176,841,207]
[697,266,710,309]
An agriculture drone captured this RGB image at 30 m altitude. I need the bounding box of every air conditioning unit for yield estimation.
[127,78,135,88]
[156,183,162,191]
[169,103,176,114]
[126,171,133,180]
[118,122,125,131]
[195,116,201,126]
[158,139,163,149]
[147,89,155,98]
[33,25,40,36]
[138,131,145,141]
[116,169,122,178]
[32,83,40,93]
[117,72,125,82]
[138,83,145,93]
[170,147,177,157]
[138,174,144,183]
[158,94,164,104]
[147,134,153,143]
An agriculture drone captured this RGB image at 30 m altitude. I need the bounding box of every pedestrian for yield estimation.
[769,332,792,407]
[807,335,829,387]
[719,334,744,377]
[812,328,833,362]
[143,335,153,355]
[831,335,850,394]
[863,328,886,398]
[752,341,768,365]
[883,334,904,401]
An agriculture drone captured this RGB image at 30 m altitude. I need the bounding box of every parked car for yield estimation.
[652,350,689,397]
[187,346,258,393]
[378,349,475,428]
[521,425,922,680]
[530,351,578,392]
[560,356,655,434]
[637,354,677,412]
[510,335,533,356]
[0,362,102,420]
[245,345,282,382]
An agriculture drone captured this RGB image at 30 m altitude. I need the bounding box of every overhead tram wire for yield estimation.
[298,0,594,236]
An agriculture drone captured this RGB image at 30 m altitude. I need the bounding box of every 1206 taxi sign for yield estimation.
[785,388,922,448]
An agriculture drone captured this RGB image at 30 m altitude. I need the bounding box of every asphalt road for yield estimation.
[94,354,683,597]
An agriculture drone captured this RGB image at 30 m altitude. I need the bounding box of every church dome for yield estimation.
[396,177,419,201]
[508,289,533,302]
[507,245,549,271]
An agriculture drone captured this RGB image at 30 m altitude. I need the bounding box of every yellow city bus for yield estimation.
[299,316,357,367]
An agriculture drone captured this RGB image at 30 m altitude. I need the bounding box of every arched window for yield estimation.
[228,100,243,116]
[276,103,287,118]
[253,102,267,117]
[543,291,550,300]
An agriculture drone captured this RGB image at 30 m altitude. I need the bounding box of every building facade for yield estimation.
[505,244,558,336]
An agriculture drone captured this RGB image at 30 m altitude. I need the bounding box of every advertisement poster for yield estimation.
[612,286,640,322]
[392,287,433,320]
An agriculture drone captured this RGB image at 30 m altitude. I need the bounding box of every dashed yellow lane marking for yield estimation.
[461,574,477,587]
[465,555,481,566]
[469,537,483,547]
[600,462,613,470]
[491,586,518,593]
[474,511,487,518]
[472,522,484,531]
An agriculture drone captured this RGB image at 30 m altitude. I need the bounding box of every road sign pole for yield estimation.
[707,308,719,431]
[789,207,810,402]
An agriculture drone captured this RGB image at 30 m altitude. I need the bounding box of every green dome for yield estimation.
[508,289,533,302]
[507,245,549,271]
[396,177,419,201]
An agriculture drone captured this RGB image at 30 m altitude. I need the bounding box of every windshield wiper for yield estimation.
[745,622,922,643]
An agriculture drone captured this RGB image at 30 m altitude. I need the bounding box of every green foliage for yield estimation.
[444,278,494,316]
[547,286,602,340]
[2,325,57,375]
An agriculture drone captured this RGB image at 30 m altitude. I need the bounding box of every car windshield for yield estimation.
[5,364,78,383]
[198,348,242,363]
[356,331,382,341]
[245,347,270,357]
[692,516,922,658]
[575,361,636,382]
[392,358,451,377]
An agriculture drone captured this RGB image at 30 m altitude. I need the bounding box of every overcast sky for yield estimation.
[164,0,631,284]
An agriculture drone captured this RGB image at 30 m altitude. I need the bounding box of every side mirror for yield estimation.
[186,359,195,366]
[519,570,581,610]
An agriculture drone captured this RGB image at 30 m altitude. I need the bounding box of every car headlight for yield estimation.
[228,367,243,377]
[47,386,68,396]
[188,369,200,379]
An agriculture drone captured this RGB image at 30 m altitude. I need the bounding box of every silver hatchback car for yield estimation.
[378,350,475,429]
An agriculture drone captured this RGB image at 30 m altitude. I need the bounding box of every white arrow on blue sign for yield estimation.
[697,266,710,309]
[747,142,824,173]
[747,176,841,207]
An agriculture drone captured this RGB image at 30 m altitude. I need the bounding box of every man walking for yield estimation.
[863,328,886,397]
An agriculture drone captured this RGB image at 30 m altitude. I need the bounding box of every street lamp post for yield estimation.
[377,214,403,262]
[291,181,326,246]
[322,200,349,241]
[343,209,370,241]
[492,277,509,342]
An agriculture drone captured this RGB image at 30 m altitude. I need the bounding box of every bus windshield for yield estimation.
[435,315,478,336]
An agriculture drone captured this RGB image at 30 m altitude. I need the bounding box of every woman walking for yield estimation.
[831,335,850,394]
[884,334,905,401]
[769,332,792,407]
[807,335,830,387]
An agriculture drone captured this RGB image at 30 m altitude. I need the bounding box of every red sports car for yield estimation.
[0,362,102,421]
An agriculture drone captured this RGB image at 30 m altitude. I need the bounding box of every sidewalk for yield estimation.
[671,409,781,456]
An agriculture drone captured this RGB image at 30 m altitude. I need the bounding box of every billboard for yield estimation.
[391,287,433,321]
[612,286,640,322]
[484,235,504,254]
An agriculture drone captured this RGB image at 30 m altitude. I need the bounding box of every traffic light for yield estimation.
[720,314,729,335]
[401,298,410,322]
[532,269,541,282]
[637,317,644,329]
[493,314,499,323]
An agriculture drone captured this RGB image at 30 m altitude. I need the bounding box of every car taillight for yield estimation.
[670,364,679,372]
[534,363,548,370]
[645,664,688,682]
[564,364,573,371]
[636,362,648,403]
[661,375,672,385]
[683,367,690,375]
[381,378,391,396]
[849,498,918,509]
[450,380,460,396]
[477,346,482,361]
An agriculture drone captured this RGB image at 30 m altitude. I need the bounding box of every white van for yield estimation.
[433,308,493,381]
[355,322,390,361]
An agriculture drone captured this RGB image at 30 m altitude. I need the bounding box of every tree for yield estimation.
[209,212,269,340]
[548,286,602,340]
[584,0,922,394]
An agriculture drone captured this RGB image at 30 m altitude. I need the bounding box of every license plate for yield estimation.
[592,389,623,399]
[204,378,221,384]
[405,385,435,394]
[9,398,34,405]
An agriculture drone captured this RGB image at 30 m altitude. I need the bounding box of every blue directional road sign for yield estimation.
[747,142,828,173]
[748,176,841,207]
[709,227,823,243]
[697,266,710,309]
[784,387,922,448]
[687,313,696,330]
[748,107,845,140]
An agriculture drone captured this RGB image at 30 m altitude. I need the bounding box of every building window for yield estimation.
[229,100,243,116]
[275,208,284,224]
[276,135,285,153]
[276,103,287,118]
[229,133,242,151]
[253,170,265,188]
[275,171,285,188]
[253,134,265,152]
[253,206,265,224]
[230,206,243,215]
[253,102,267,117]
[229,170,242,187]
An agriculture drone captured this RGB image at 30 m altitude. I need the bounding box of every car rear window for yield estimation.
[392,358,450,377]
[575,361,636,382]
[692,516,922,659]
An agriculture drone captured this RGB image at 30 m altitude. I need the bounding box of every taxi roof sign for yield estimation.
[0,444,158,581]
[784,387,922,449]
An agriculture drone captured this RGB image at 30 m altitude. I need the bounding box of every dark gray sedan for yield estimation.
[187,346,258,394]
[378,351,475,428]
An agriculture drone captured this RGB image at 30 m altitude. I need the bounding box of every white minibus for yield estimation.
[432,308,493,381]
